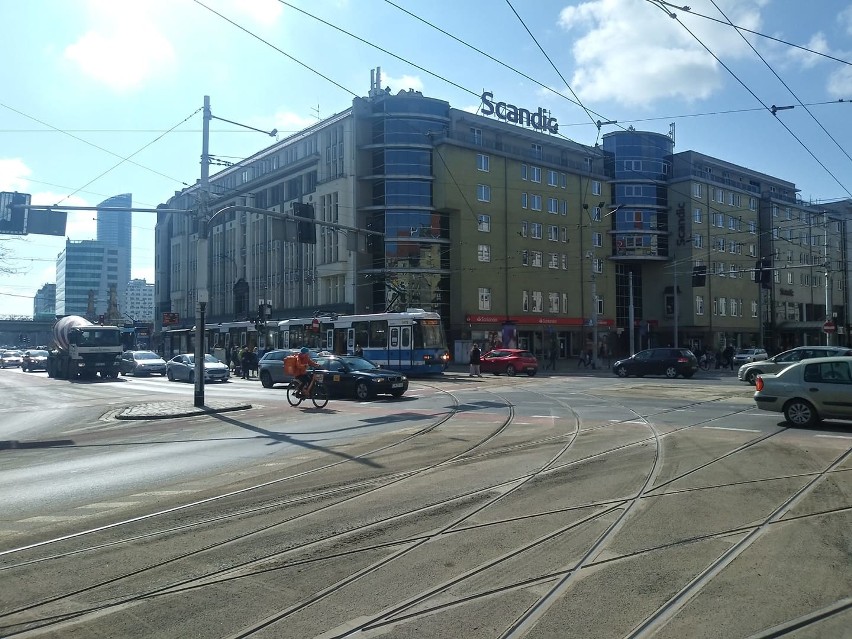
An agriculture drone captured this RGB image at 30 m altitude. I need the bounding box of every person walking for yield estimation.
[723,344,735,371]
[354,342,364,358]
[240,347,251,380]
[469,343,482,377]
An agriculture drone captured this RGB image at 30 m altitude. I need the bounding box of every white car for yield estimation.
[166,353,230,383]
[754,356,852,427]
[0,351,23,368]
[732,348,768,366]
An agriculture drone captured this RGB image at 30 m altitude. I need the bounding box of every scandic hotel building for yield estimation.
[155,69,848,360]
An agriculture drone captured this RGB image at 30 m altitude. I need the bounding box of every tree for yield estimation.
[0,237,23,276]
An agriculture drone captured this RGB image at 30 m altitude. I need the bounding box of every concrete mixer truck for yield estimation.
[46,316,122,380]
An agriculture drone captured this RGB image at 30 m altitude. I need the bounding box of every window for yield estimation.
[695,295,704,315]
[478,287,491,311]
[521,164,528,181]
[593,257,603,273]
[787,272,793,284]
[562,293,568,313]
[476,153,490,172]
[522,192,528,209]
[719,297,727,316]
[548,253,559,268]
[530,222,542,239]
[547,170,558,186]
[531,144,542,159]
[477,184,491,202]
[521,250,529,266]
[531,194,542,211]
[548,225,559,241]
[548,197,558,214]
[693,208,703,223]
[477,214,491,232]
[693,183,703,198]
[751,300,758,317]
[560,226,568,242]
[714,188,724,203]
[549,292,559,313]
[749,220,756,234]
[595,296,604,315]
[470,127,483,145]
[730,298,739,316]
[592,180,602,195]
[531,166,542,183]
[772,204,779,217]
[749,197,757,211]
[560,200,568,215]
[477,244,491,262]
[593,232,602,248]
[531,251,542,267]
[532,290,543,312]
[521,221,528,237]
[728,216,737,230]
[693,234,704,249]
[522,290,529,311]
[561,254,568,269]
[592,206,602,221]
[713,213,724,227]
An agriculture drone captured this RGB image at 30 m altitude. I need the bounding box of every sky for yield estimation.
[1,0,851,317]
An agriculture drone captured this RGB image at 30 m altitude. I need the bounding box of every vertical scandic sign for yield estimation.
[0,192,29,235]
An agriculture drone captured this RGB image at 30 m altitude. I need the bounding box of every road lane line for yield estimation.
[703,426,761,433]
[815,434,852,440]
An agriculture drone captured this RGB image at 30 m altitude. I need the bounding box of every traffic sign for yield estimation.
[823,320,836,334]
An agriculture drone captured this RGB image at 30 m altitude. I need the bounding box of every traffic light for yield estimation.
[293,202,316,244]
[0,191,30,235]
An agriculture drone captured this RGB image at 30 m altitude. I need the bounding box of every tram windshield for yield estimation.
[414,320,445,349]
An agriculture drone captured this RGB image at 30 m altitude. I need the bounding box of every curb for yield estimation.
[115,402,253,420]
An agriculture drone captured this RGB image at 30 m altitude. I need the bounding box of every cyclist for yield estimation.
[294,347,320,398]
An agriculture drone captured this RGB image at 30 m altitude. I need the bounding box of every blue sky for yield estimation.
[1,0,851,317]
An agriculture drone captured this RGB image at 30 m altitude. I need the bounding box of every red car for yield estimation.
[480,349,538,376]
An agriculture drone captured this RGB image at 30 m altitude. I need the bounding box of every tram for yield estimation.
[277,309,450,375]
[161,320,278,361]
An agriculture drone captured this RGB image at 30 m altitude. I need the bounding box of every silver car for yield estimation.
[754,356,852,427]
[738,346,852,385]
[0,351,23,368]
[166,353,230,383]
[258,348,323,389]
[732,348,768,366]
[120,350,167,376]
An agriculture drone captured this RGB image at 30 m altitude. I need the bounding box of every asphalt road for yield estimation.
[0,365,850,639]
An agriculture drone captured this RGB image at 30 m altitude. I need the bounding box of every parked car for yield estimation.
[0,350,23,368]
[22,349,49,372]
[754,356,852,427]
[737,346,852,385]
[258,348,324,388]
[166,353,230,383]
[612,348,698,379]
[120,350,167,376]
[732,348,768,366]
[311,354,408,400]
[479,349,538,376]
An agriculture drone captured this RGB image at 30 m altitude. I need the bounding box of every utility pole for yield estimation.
[673,257,678,347]
[194,95,211,407]
[628,269,635,355]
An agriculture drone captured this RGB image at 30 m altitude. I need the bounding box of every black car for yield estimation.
[22,349,49,372]
[313,355,408,400]
[612,348,698,379]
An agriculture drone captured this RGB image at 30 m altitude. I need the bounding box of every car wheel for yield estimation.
[526,369,536,376]
[167,369,174,381]
[745,370,759,385]
[355,381,372,401]
[783,399,819,428]
[615,365,628,378]
[391,389,405,398]
[188,371,194,384]
[665,366,679,379]
[506,364,517,376]
[260,371,273,388]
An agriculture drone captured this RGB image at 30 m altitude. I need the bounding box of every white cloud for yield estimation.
[556,0,767,108]
[271,110,322,133]
[380,73,425,95]
[224,0,283,26]
[64,0,176,91]
[840,5,852,35]
[785,33,831,69]
[0,158,32,192]
[827,65,852,97]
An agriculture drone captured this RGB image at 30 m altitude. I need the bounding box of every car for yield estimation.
[120,350,167,376]
[21,349,49,372]
[737,346,852,385]
[754,356,852,427]
[166,353,230,383]
[612,348,698,379]
[0,351,23,368]
[479,349,538,376]
[732,348,768,366]
[311,354,408,400]
[258,348,323,388]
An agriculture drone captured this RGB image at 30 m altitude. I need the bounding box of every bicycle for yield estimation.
[698,353,715,371]
[286,369,329,409]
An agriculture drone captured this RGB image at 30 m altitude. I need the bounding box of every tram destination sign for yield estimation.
[480,91,559,134]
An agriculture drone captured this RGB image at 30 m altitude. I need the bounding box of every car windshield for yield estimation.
[27,350,48,357]
[322,356,380,371]
[738,349,757,355]
[184,354,222,364]
[135,351,160,360]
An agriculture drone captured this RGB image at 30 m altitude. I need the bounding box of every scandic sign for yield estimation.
[466,315,614,327]
[480,92,559,134]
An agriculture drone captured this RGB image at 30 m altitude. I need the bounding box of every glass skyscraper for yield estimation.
[97,193,132,310]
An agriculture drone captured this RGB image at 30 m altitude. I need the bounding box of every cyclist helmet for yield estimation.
[300,347,310,354]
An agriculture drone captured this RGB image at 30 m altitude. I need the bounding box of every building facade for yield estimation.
[96,193,132,313]
[124,278,154,322]
[55,240,120,318]
[155,70,849,357]
[33,283,56,321]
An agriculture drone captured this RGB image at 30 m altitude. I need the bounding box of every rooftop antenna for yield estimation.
[311,104,320,121]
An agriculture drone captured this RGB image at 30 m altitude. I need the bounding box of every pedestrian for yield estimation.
[354,342,364,358]
[598,343,607,368]
[469,343,482,377]
[723,344,735,370]
[547,336,558,371]
[250,347,259,378]
[240,347,251,379]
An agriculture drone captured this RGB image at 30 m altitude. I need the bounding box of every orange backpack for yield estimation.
[284,354,299,376]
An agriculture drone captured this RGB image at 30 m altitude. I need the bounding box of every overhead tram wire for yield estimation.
[709,0,852,171]
[55,108,204,206]
[654,0,852,68]
[0,102,193,189]
[647,0,852,199]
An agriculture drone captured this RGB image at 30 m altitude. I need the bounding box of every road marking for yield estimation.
[131,490,197,496]
[530,415,556,419]
[76,502,138,509]
[815,434,852,440]
[20,515,84,523]
[703,426,761,433]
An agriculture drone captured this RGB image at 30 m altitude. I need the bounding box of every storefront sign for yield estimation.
[675,203,688,246]
[480,92,559,134]
[466,314,614,327]
[779,288,794,297]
